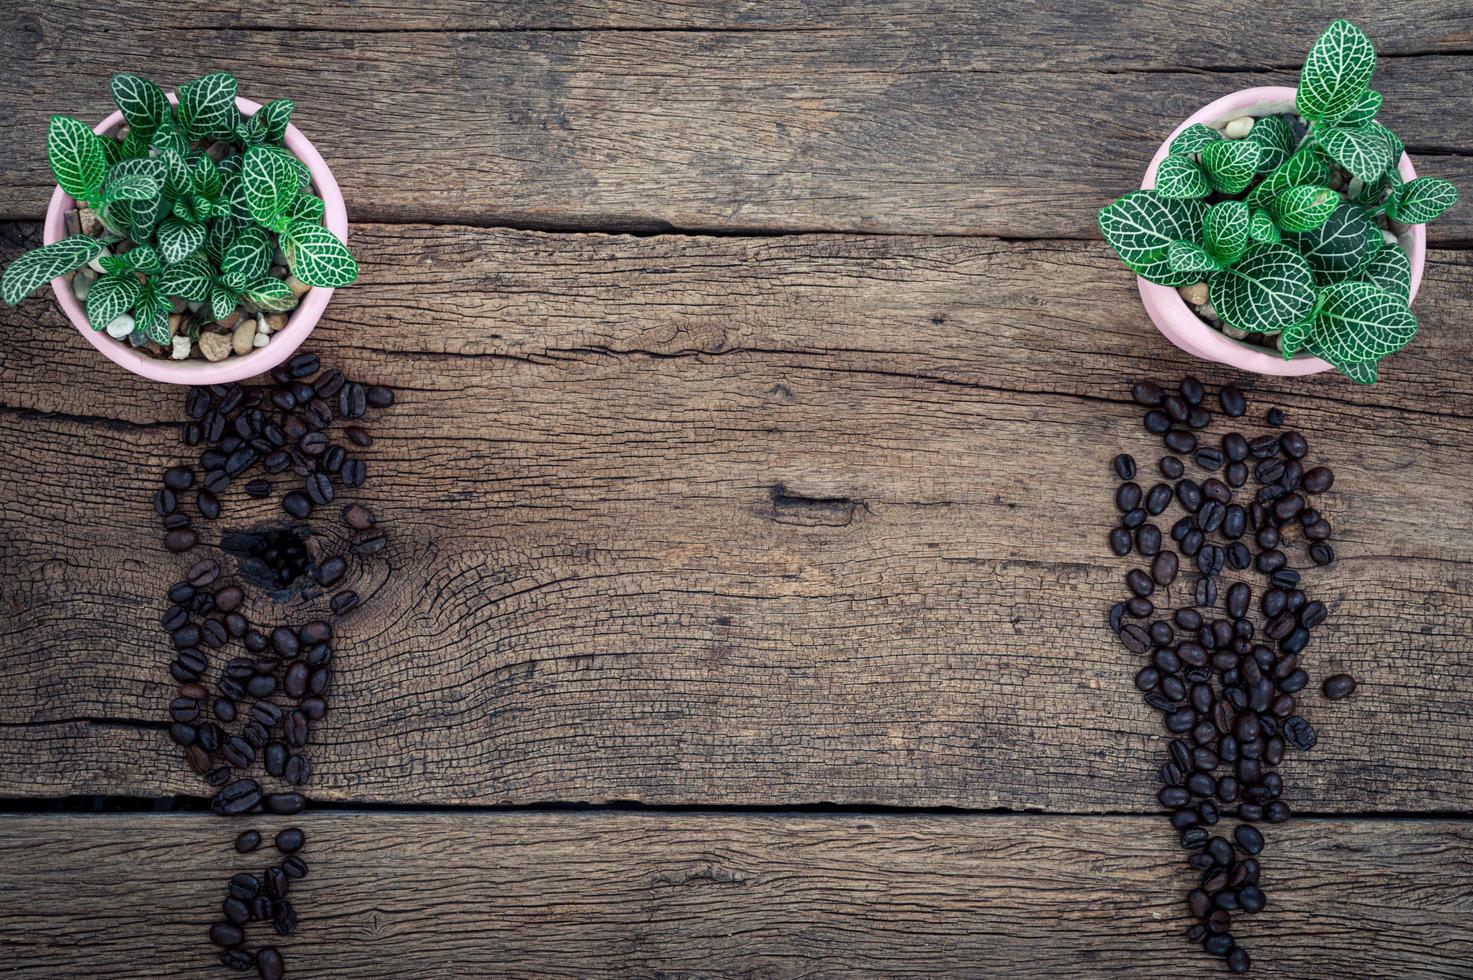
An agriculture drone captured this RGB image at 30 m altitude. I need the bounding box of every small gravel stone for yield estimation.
[72,267,98,301]
[232,318,256,355]
[286,275,312,298]
[171,336,192,360]
[1178,282,1208,305]
[199,332,233,362]
[1224,116,1254,139]
[104,313,135,339]
[86,247,113,274]
[265,312,290,332]
[253,332,271,348]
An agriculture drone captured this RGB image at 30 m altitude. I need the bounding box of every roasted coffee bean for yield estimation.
[225,447,257,477]
[284,754,312,786]
[303,643,333,669]
[167,645,205,679]
[366,383,395,408]
[1309,542,1335,566]
[234,830,261,854]
[266,792,306,815]
[201,618,228,648]
[246,673,277,699]
[1194,576,1217,609]
[1299,601,1327,629]
[300,431,329,456]
[281,492,313,519]
[209,921,245,948]
[1187,405,1211,429]
[1323,673,1357,700]
[1283,715,1317,750]
[1132,382,1165,407]
[1112,454,1136,480]
[1116,482,1142,513]
[341,458,367,488]
[164,528,198,553]
[299,696,328,721]
[1144,410,1171,434]
[1164,429,1197,454]
[203,469,231,494]
[1135,524,1161,557]
[1196,501,1224,534]
[252,700,284,727]
[299,620,331,645]
[1170,516,1192,542]
[1154,457,1184,483]
[1273,492,1304,523]
[305,472,334,506]
[1180,529,1203,557]
[1126,569,1154,598]
[162,512,192,531]
[1202,479,1230,505]
[1257,549,1286,573]
[212,779,262,816]
[1176,376,1203,406]
[286,709,310,747]
[1302,465,1334,494]
[331,590,360,614]
[262,741,288,777]
[256,947,285,980]
[1214,385,1245,417]
[1121,508,1146,530]
[1175,479,1202,512]
[1271,569,1300,592]
[1279,430,1308,458]
[1108,527,1132,557]
[273,898,298,937]
[162,605,189,631]
[270,626,299,658]
[222,736,256,769]
[1226,582,1251,620]
[1224,461,1247,488]
[1181,827,1209,849]
[322,444,347,473]
[265,866,290,900]
[1141,482,1171,516]
[170,722,197,747]
[338,382,367,419]
[163,466,195,490]
[284,661,310,699]
[1234,824,1264,855]
[287,351,320,378]
[1196,544,1224,577]
[1193,448,1223,472]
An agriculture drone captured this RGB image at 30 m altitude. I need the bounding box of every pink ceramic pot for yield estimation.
[43,94,348,385]
[1139,85,1425,375]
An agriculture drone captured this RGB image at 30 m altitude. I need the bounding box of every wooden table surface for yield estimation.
[2,2,1472,976]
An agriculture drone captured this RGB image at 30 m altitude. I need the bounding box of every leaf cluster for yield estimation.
[2,72,356,349]
[1097,20,1458,383]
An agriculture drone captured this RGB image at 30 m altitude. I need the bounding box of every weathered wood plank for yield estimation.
[2,20,1471,238]
[0,227,1469,810]
[0,812,1468,978]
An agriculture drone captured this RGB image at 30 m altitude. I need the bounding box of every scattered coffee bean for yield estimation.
[1323,674,1357,700]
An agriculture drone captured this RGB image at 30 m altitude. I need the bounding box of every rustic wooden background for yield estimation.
[1,2,1471,976]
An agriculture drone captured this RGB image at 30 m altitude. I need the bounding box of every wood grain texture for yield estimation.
[1,13,1471,238]
[13,0,1473,46]
[1,226,1470,810]
[0,811,1468,978]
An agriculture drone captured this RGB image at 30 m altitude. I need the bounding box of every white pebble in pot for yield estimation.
[171,336,192,360]
[1224,117,1254,139]
[104,313,134,339]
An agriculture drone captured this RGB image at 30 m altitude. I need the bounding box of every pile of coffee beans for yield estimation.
[156,351,394,976]
[1107,378,1358,974]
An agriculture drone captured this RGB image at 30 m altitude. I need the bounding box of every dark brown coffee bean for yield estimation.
[1112,454,1137,480]
[257,947,285,980]
[1257,549,1286,573]
[1176,479,1202,512]
[247,673,277,698]
[1126,597,1153,618]
[287,352,320,378]
[234,830,261,854]
[1279,430,1308,458]
[1218,386,1245,417]
[209,921,244,947]
[331,590,360,614]
[203,469,231,494]
[163,466,195,490]
[305,472,334,506]
[284,753,312,786]
[164,528,198,553]
[222,736,255,769]
[366,384,394,407]
[1136,524,1161,556]
[1132,382,1165,406]
[1303,465,1334,494]
[201,618,228,648]
[352,527,386,555]
[1193,448,1223,472]
[266,792,306,815]
[338,382,367,419]
[212,779,262,816]
[1310,542,1335,566]
[1120,624,1150,654]
[1164,429,1197,454]
[1151,551,1178,586]
[1144,410,1170,434]
[281,492,312,519]
[300,620,331,645]
[284,661,310,699]
[342,458,367,487]
[1323,673,1356,699]
[1145,483,1172,515]
[1108,527,1131,556]
[1126,569,1154,598]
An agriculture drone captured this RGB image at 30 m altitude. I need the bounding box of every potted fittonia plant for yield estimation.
[1099,20,1458,382]
[0,72,354,383]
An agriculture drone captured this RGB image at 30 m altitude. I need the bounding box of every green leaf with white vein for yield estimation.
[1317,124,1392,182]
[222,225,272,282]
[1312,280,1416,366]
[129,193,167,241]
[1246,115,1295,172]
[1,235,105,305]
[282,218,358,287]
[48,116,108,200]
[1169,123,1222,156]
[1359,242,1411,301]
[134,281,174,344]
[1168,241,1222,275]
[1249,209,1281,243]
[242,146,301,227]
[157,217,207,263]
[209,282,240,322]
[253,99,295,144]
[1097,192,1208,287]
[1202,140,1262,195]
[1207,242,1316,334]
[121,243,162,276]
[1376,124,1403,177]
[1247,148,1330,210]
[109,73,170,139]
[1386,177,1459,224]
[158,254,215,302]
[177,71,239,140]
[244,276,299,312]
[1281,203,1379,284]
[1204,201,1250,266]
[85,272,141,329]
[1335,357,1379,384]
[1338,89,1381,128]
[1296,20,1376,122]
[1153,154,1210,200]
[1270,185,1337,232]
[1280,316,1314,359]
[207,216,237,267]
[101,173,161,206]
[289,192,326,222]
